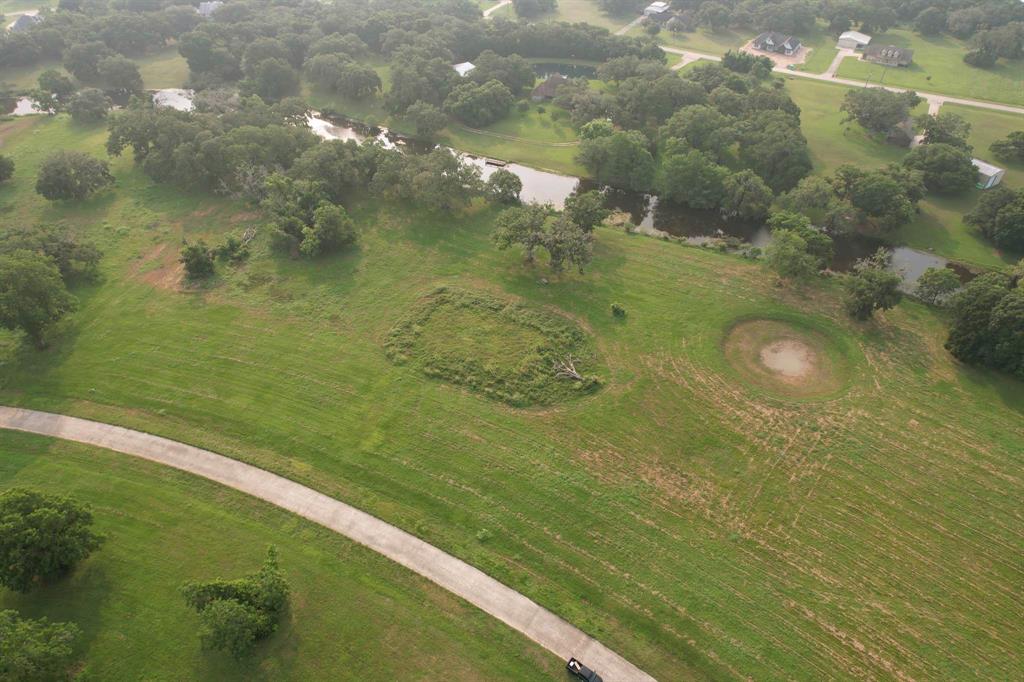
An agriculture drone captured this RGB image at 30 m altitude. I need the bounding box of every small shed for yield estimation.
[972,158,1005,189]
[864,44,913,67]
[644,2,670,16]
[453,62,476,78]
[531,74,568,102]
[837,30,871,50]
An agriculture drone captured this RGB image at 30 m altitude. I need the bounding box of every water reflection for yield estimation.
[531,62,599,79]
[9,97,43,116]
[152,89,195,112]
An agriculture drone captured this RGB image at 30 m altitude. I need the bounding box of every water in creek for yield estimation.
[146,93,976,287]
[531,62,599,79]
[152,89,195,112]
[7,97,44,116]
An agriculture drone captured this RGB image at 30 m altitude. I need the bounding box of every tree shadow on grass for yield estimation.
[1,559,113,666]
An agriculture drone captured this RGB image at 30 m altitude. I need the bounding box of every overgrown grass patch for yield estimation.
[385,287,602,406]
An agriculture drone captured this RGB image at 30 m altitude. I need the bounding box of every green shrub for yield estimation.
[181,547,289,659]
[611,303,626,318]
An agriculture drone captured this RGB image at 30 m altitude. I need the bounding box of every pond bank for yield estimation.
[149,88,982,288]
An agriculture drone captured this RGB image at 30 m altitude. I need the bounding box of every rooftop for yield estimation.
[453,62,476,77]
[972,158,1004,176]
[839,30,872,43]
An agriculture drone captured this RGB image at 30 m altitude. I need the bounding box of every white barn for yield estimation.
[836,30,871,50]
[644,2,670,16]
[972,159,1005,189]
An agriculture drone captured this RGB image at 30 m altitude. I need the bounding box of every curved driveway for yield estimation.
[0,406,656,682]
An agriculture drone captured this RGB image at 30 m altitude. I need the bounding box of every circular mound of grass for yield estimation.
[722,318,851,399]
[385,287,603,407]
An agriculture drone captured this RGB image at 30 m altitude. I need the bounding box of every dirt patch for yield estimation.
[131,243,184,292]
[760,339,815,379]
[229,211,260,223]
[723,319,848,399]
[0,117,36,147]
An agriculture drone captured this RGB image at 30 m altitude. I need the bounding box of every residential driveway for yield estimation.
[824,48,855,76]
[0,406,657,682]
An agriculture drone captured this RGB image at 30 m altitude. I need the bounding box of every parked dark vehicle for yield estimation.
[567,657,603,682]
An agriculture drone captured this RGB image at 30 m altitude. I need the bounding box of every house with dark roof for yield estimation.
[864,44,914,67]
[752,31,801,56]
[531,74,568,102]
[9,13,43,33]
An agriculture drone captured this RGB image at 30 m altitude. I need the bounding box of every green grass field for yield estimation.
[835,28,1024,107]
[3,46,189,92]
[785,77,1022,268]
[0,432,560,680]
[1,115,1022,680]
[634,25,756,56]
[793,22,839,74]
[537,0,627,31]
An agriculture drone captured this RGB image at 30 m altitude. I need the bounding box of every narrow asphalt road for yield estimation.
[0,406,657,682]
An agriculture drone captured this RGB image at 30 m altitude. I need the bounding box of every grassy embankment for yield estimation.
[1,114,1022,680]
[835,28,1024,107]
[0,432,560,680]
[786,77,1023,269]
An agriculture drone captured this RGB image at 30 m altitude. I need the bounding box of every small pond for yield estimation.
[531,62,598,79]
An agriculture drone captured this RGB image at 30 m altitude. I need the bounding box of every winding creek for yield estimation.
[6,86,974,289]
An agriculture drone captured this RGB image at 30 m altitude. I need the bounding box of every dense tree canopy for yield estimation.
[965,186,1024,251]
[444,79,515,127]
[0,610,80,681]
[840,88,922,136]
[67,87,111,122]
[946,272,1023,377]
[0,488,102,591]
[576,128,655,191]
[35,151,114,201]
[842,250,903,320]
[902,143,977,194]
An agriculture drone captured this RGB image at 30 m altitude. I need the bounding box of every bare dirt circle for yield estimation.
[723,319,848,398]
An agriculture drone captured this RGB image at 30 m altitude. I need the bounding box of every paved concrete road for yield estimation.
[615,15,644,36]
[483,0,511,18]
[0,407,656,682]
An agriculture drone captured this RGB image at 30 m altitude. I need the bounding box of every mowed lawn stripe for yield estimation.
[0,115,1021,680]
